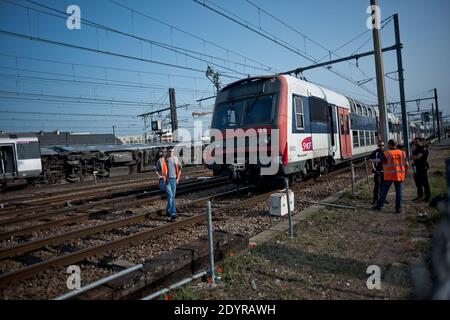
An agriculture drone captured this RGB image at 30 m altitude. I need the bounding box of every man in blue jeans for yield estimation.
[155,146,182,221]
[372,140,409,214]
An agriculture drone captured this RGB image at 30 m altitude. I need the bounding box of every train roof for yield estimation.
[36,132,122,147]
[0,132,39,143]
[283,75,351,109]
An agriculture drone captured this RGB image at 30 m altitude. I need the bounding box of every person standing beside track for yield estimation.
[372,139,409,214]
[412,137,431,202]
[370,140,387,205]
[155,146,182,221]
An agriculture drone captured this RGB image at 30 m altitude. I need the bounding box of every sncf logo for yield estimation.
[301,136,313,151]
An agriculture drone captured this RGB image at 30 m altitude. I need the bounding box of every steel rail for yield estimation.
[0,169,211,215]
[0,166,209,207]
[0,187,247,285]
[0,177,228,227]
[0,161,364,285]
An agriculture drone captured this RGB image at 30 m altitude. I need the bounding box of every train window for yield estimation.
[309,97,328,123]
[340,114,345,134]
[293,95,304,129]
[353,131,359,148]
[16,142,40,160]
[357,104,362,115]
[242,95,274,126]
[346,115,350,134]
[359,131,365,147]
[214,100,244,129]
[365,131,370,146]
[362,107,368,117]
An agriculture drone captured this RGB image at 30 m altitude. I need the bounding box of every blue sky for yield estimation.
[0,0,449,137]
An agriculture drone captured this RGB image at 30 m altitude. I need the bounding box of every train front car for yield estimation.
[207,74,363,184]
[207,75,286,183]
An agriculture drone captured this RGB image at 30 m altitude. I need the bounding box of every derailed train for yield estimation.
[0,132,201,186]
[207,75,433,182]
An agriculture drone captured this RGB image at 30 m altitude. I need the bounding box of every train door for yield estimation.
[0,145,17,177]
[337,107,351,158]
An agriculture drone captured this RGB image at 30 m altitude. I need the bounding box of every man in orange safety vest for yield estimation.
[156,147,182,221]
[372,139,409,214]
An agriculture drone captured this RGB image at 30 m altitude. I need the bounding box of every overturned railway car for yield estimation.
[1,132,205,186]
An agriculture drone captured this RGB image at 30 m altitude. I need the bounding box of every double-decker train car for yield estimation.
[207,74,432,182]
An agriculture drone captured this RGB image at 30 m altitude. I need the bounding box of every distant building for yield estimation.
[119,135,148,144]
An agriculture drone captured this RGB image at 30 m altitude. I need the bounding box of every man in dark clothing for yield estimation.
[370,140,386,205]
[412,137,430,202]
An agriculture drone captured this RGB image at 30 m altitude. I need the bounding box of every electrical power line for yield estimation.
[0,111,135,119]
[0,53,210,82]
[0,69,212,95]
[0,29,241,80]
[12,0,261,77]
[192,0,378,97]
[108,0,278,73]
[0,90,168,107]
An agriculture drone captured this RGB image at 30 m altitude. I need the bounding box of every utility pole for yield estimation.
[370,0,389,144]
[112,125,116,145]
[169,87,178,142]
[431,103,436,137]
[434,88,441,141]
[393,13,409,156]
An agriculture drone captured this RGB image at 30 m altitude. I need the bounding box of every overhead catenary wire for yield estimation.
[0,71,212,95]
[0,29,241,80]
[0,53,210,82]
[192,0,378,97]
[243,0,394,97]
[0,90,169,107]
[12,0,265,77]
[107,0,278,73]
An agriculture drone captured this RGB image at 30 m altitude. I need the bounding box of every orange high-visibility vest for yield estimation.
[158,158,181,182]
[383,149,407,182]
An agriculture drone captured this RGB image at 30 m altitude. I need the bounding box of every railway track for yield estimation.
[0,162,362,289]
[0,169,212,216]
[0,166,210,206]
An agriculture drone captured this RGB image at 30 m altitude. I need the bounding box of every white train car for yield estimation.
[208,74,432,182]
[0,133,42,184]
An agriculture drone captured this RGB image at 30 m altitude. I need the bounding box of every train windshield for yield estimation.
[213,94,275,129]
[214,100,245,129]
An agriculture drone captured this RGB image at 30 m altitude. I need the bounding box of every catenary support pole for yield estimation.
[350,162,356,198]
[393,13,409,157]
[370,0,389,144]
[434,88,441,142]
[284,177,293,237]
[206,201,215,286]
[364,158,369,182]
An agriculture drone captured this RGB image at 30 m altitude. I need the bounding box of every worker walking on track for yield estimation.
[155,146,182,221]
[372,139,409,214]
